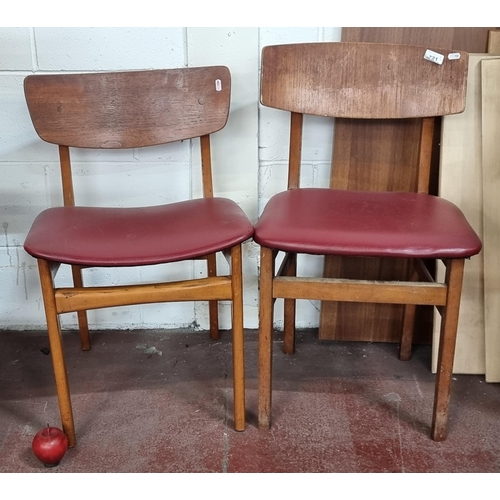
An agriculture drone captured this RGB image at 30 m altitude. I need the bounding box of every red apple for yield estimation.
[32,425,68,467]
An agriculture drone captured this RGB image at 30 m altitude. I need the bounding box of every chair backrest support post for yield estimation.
[200,134,214,198]
[416,117,436,194]
[59,145,75,207]
[288,112,303,190]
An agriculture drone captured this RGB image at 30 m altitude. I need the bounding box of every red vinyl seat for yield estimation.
[256,42,482,442]
[255,188,481,258]
[25,198,252,267]
[23,67,253,447]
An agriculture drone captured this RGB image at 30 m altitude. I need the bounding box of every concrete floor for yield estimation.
[1,327,499,473]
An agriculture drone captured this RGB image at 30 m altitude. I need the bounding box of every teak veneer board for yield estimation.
[481,58,500,382]
[319,27,495,342]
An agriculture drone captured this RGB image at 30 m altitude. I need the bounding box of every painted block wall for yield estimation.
[0,27,341,331]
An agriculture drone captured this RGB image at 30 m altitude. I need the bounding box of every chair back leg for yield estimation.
[400,267,419,361]
[70,265,91,351]
[283,299,297,354]
[206,253,220,340]
[281,252,297,354]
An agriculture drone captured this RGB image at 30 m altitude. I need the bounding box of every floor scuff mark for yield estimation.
[136,344,163,358]
[412,374,424,399]
[383,392,405,473]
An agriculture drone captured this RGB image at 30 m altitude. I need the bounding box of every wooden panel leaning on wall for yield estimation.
[319,27,496,344]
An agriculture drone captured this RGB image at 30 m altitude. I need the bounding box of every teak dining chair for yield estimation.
[255,42,482,441]
[23,67,253,447]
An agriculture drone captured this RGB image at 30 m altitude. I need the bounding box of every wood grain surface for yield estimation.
[481,58,500,382]
[319,27,495,343]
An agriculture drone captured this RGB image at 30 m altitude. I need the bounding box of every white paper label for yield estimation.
[424,49,444,65]
[215,79,222,91]
[448,53,461,60]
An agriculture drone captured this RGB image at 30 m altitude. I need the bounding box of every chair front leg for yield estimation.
[258,246,275,430]
[431,258,465,441]
[38,259,76,447]
[230,244,245,431]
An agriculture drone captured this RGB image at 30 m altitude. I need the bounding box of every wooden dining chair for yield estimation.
[23,67,253,447]
[255,42,482,441]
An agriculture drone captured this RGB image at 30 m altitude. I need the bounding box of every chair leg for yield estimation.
[283,253,297,355]
[431,258,465,441]
[230,245,245,431]
[258,246,275,430]
[38,259,76,448]
[207,253,220,340]
[283,299,296,354]
[400,268,418,361]
[400,303,416,361]
[71,265,91,351]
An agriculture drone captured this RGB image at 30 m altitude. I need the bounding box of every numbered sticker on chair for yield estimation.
[424,49,444,65]
[215,79,222,91]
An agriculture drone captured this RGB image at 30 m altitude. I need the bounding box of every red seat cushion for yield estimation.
[24,198,254,267]
[254,188,482,259]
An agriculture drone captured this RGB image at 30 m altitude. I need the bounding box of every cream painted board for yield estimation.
[487,30,500,54]
[432,55,500,374]
[481,58,500,382]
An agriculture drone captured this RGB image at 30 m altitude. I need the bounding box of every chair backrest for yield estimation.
[24,67,231,204]
[260,42,469,193]
[24,67,231,149]
[260,42,468,119]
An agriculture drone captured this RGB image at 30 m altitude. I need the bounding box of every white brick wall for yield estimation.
[0,27,341,331]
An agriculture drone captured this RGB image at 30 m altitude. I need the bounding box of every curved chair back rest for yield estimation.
[260,42,468,119]
[24,67,231,148]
